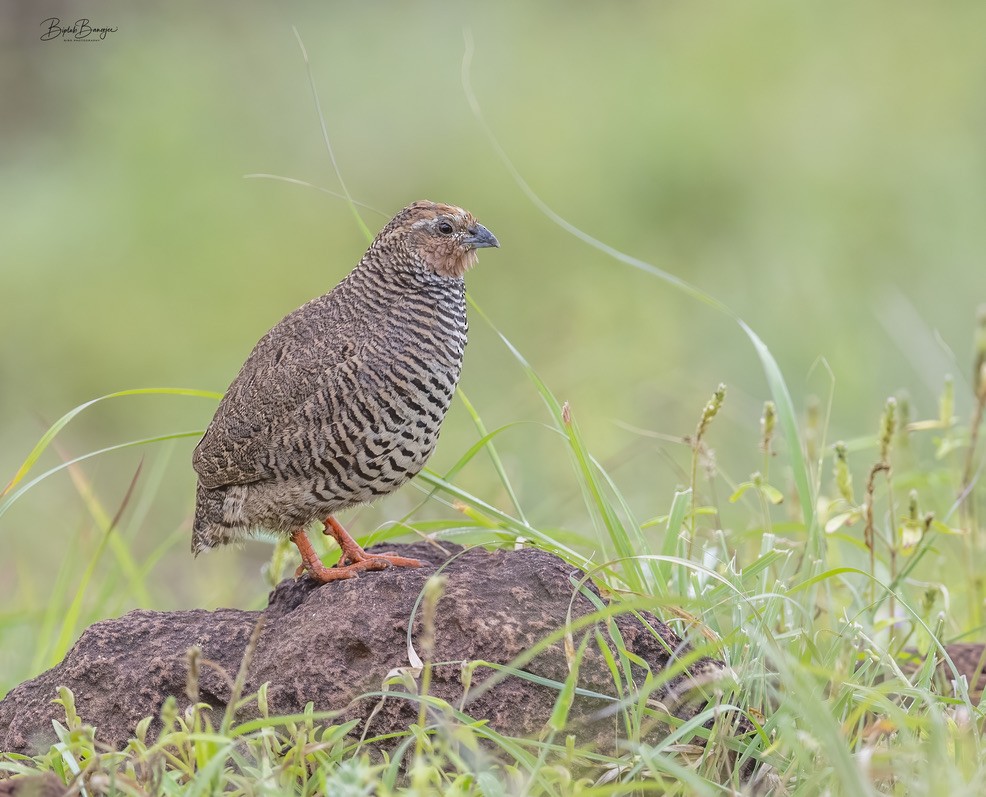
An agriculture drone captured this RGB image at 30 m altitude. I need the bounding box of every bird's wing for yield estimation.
[192,293,370,490]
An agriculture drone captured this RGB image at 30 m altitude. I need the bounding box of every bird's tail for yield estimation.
[191,483,241,555]
[191,514,214,556]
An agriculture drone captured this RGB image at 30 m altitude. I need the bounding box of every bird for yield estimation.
[191,200,499,582]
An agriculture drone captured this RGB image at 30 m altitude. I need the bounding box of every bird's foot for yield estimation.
[290,528,361,583]
[300,550,422,583]
[335,550,424,569]
[289,525,423,585]
[324,516,424,571]
[305,557,377,582]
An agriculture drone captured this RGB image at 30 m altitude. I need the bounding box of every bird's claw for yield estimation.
[333,551,398,569]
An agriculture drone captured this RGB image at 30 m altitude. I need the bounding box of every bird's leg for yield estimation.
[323,516,423,570]
[291,529,359,582]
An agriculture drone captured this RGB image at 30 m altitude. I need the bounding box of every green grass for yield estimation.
[1,304,985,795]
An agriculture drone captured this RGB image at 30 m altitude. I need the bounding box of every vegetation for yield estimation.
[2,258,985,793]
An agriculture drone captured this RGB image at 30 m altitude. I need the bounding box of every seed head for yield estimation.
[805,395,821,462]
[185,645,201,703]
[760,401,776,455]
[833,441,854,504]
[696,383,726,441]
[879,397,897,463]
[940,375,955,429]
[896,392,911,448]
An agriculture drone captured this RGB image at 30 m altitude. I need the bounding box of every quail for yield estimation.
[191,201,499,582]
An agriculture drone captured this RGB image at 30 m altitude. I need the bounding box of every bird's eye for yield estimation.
[437,221,454,235]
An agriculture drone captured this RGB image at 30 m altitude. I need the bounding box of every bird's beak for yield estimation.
[463,223,499,250]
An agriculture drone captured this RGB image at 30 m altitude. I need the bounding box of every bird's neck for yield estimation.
[351,258,465,300]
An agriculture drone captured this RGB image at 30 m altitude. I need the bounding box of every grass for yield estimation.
[3,33,986,796]
[1,305,984,795]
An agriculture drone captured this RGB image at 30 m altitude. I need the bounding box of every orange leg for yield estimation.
[290,520,422,584]
[324,516,423,570]
[291,529,357,582]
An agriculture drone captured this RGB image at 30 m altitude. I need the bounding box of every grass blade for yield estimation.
[1,388,218,498]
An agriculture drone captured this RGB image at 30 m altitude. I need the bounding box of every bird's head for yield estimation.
[376,200,499,279]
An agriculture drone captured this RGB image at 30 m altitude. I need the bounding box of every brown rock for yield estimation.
[0,773,67,797]
[0,543,732,755]
[901,642,986,699]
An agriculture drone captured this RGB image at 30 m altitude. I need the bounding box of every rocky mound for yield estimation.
[0,542,734,756]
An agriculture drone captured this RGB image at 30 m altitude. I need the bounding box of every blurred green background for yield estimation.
[2,2,985,688]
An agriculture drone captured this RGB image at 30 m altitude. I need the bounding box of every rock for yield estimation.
[0,543,734,756]
[901,642,986,699]
[0,774,66,797]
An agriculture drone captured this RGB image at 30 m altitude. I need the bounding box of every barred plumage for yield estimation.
[191,201,498,581]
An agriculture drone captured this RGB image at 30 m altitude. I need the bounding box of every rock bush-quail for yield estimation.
[191,201,499,582]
